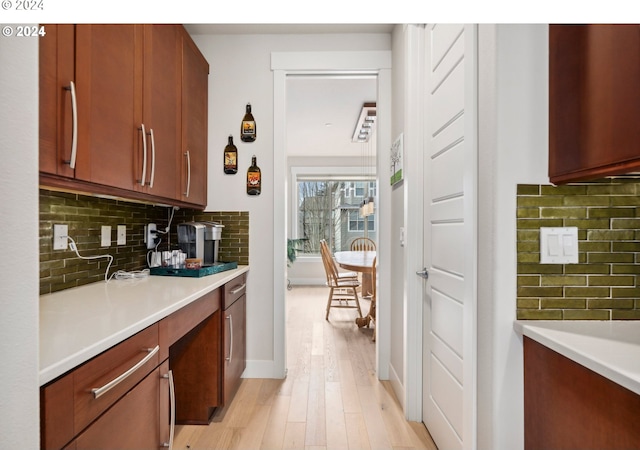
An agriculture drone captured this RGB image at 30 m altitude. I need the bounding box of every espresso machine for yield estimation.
[177,221,224,266]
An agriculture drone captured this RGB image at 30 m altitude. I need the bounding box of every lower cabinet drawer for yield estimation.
[72,366,161,449]
[73,324,159,433]
[41,324,160,449]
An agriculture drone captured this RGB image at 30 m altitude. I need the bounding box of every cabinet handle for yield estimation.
[229,283,246,295]
[161,369,175,449]
[226,315,233,362]
[184,151,191,197]
[63,81,78,169]
[90,345,159,399]
[149,128,156,188]
[139,124,148,187]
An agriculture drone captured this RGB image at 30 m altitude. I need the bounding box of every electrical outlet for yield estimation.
[117,225,126,245]
[53,224,68,250]
[145,223,157,249]
[101,225,111,247]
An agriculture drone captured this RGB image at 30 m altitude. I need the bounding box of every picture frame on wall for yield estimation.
[390,133,403,185]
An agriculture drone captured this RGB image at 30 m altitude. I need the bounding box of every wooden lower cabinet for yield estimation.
[72,366,160,449]
[41,284,228,449]
[524,336,640,449]
[222,274,247,407]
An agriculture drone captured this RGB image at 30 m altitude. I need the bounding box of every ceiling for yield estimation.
[185,24,394,35]
[185,24,385,158]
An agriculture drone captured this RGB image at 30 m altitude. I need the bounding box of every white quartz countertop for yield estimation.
[514,320,640,396]
[39,266,249,386]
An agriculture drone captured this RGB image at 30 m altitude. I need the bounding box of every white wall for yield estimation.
[191,32,391,374]
[388,25,407,401]
[477,24,549,450]
[0,37,40,448]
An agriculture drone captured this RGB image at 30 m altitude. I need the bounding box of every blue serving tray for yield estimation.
[150,261,238,278]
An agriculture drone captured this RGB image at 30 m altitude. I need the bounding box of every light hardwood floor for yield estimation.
[173,285,437,450]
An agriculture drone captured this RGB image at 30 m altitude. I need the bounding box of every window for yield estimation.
[348,210,375,232]
[293,171,376,254]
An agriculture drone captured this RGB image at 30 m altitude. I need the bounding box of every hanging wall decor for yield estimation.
[240,103,256,142]
[246,155,261,195]
[390,133,404,185]
[223,135,238,174]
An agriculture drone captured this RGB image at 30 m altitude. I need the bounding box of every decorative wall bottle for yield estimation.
[246,155,261,195]
[223,135,238,174]
[240,103,256,142]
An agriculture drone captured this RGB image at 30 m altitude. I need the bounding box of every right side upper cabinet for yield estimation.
[549,25,640,184]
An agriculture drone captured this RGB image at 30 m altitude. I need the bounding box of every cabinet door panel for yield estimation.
[75,24,143,191]
[39,24,75,178]
[180,29,209,207]
[74,367,160,450]
[549,25,640,182]
[223,294,246,405]
[142,25,181,200]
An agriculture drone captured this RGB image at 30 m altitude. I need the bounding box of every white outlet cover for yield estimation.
[101,226,111,247]
[53,224,68,250]
[117,225,126,245]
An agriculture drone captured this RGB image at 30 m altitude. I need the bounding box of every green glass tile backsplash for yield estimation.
[40,189,249,295]
[516,179,640,320]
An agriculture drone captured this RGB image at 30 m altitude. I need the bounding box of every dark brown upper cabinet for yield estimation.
[549,24,640,184]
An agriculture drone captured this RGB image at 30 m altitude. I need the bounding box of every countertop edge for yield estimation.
[39,265,250,386]
[514,320,640,396]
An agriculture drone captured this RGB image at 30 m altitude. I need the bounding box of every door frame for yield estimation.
[272,50,393,379]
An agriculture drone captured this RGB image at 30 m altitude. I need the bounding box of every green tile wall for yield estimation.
[40,189,249,295]
[517,180,640,320]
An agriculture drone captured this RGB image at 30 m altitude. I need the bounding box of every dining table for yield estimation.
[334,250,376,330]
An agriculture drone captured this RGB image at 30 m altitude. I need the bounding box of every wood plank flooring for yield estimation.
[173,285,437,450]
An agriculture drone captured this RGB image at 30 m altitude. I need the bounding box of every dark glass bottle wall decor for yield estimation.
[246,155,261,195]
[223,135,238,174]
[241,103,256,142]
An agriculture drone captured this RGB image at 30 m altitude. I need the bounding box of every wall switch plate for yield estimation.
[53,224,68,250]
[101,225,111,247]
[540,227,578,264]
[117,225,126,245]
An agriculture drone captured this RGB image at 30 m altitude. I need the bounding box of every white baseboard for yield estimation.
[388,361,405,411]
[242,359,286,379]
[287,278,325,286]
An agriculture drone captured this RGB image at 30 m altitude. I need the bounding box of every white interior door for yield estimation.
[421,24,477,450]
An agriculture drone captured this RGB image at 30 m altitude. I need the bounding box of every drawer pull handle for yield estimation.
[229,283,246,295]
[91,345,159,399]
[226,315,233,362]
[161,369,175,449]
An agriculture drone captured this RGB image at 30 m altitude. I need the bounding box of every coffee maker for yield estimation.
[177,221,224,266]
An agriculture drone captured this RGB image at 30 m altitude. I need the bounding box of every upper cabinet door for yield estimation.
[74,24,143,191]
[39,24,76,178]
[180,29,209,208]
[141,25,181,200]
[549,25,640,184]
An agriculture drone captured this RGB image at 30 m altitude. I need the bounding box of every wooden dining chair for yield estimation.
[350,237,376,252]
[320,240,363,320]
[319,240,358,281]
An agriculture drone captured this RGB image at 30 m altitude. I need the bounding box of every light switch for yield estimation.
[540,227,578,264]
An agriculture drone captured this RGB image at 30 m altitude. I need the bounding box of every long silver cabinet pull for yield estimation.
[161,369,175,449]
[149,128,156,188]
[64,81,78,169]
[91,345,159,399]
[229,283,246,295]
[184,151,191,197]
[226,315,233,362]
[139,124,147,187]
